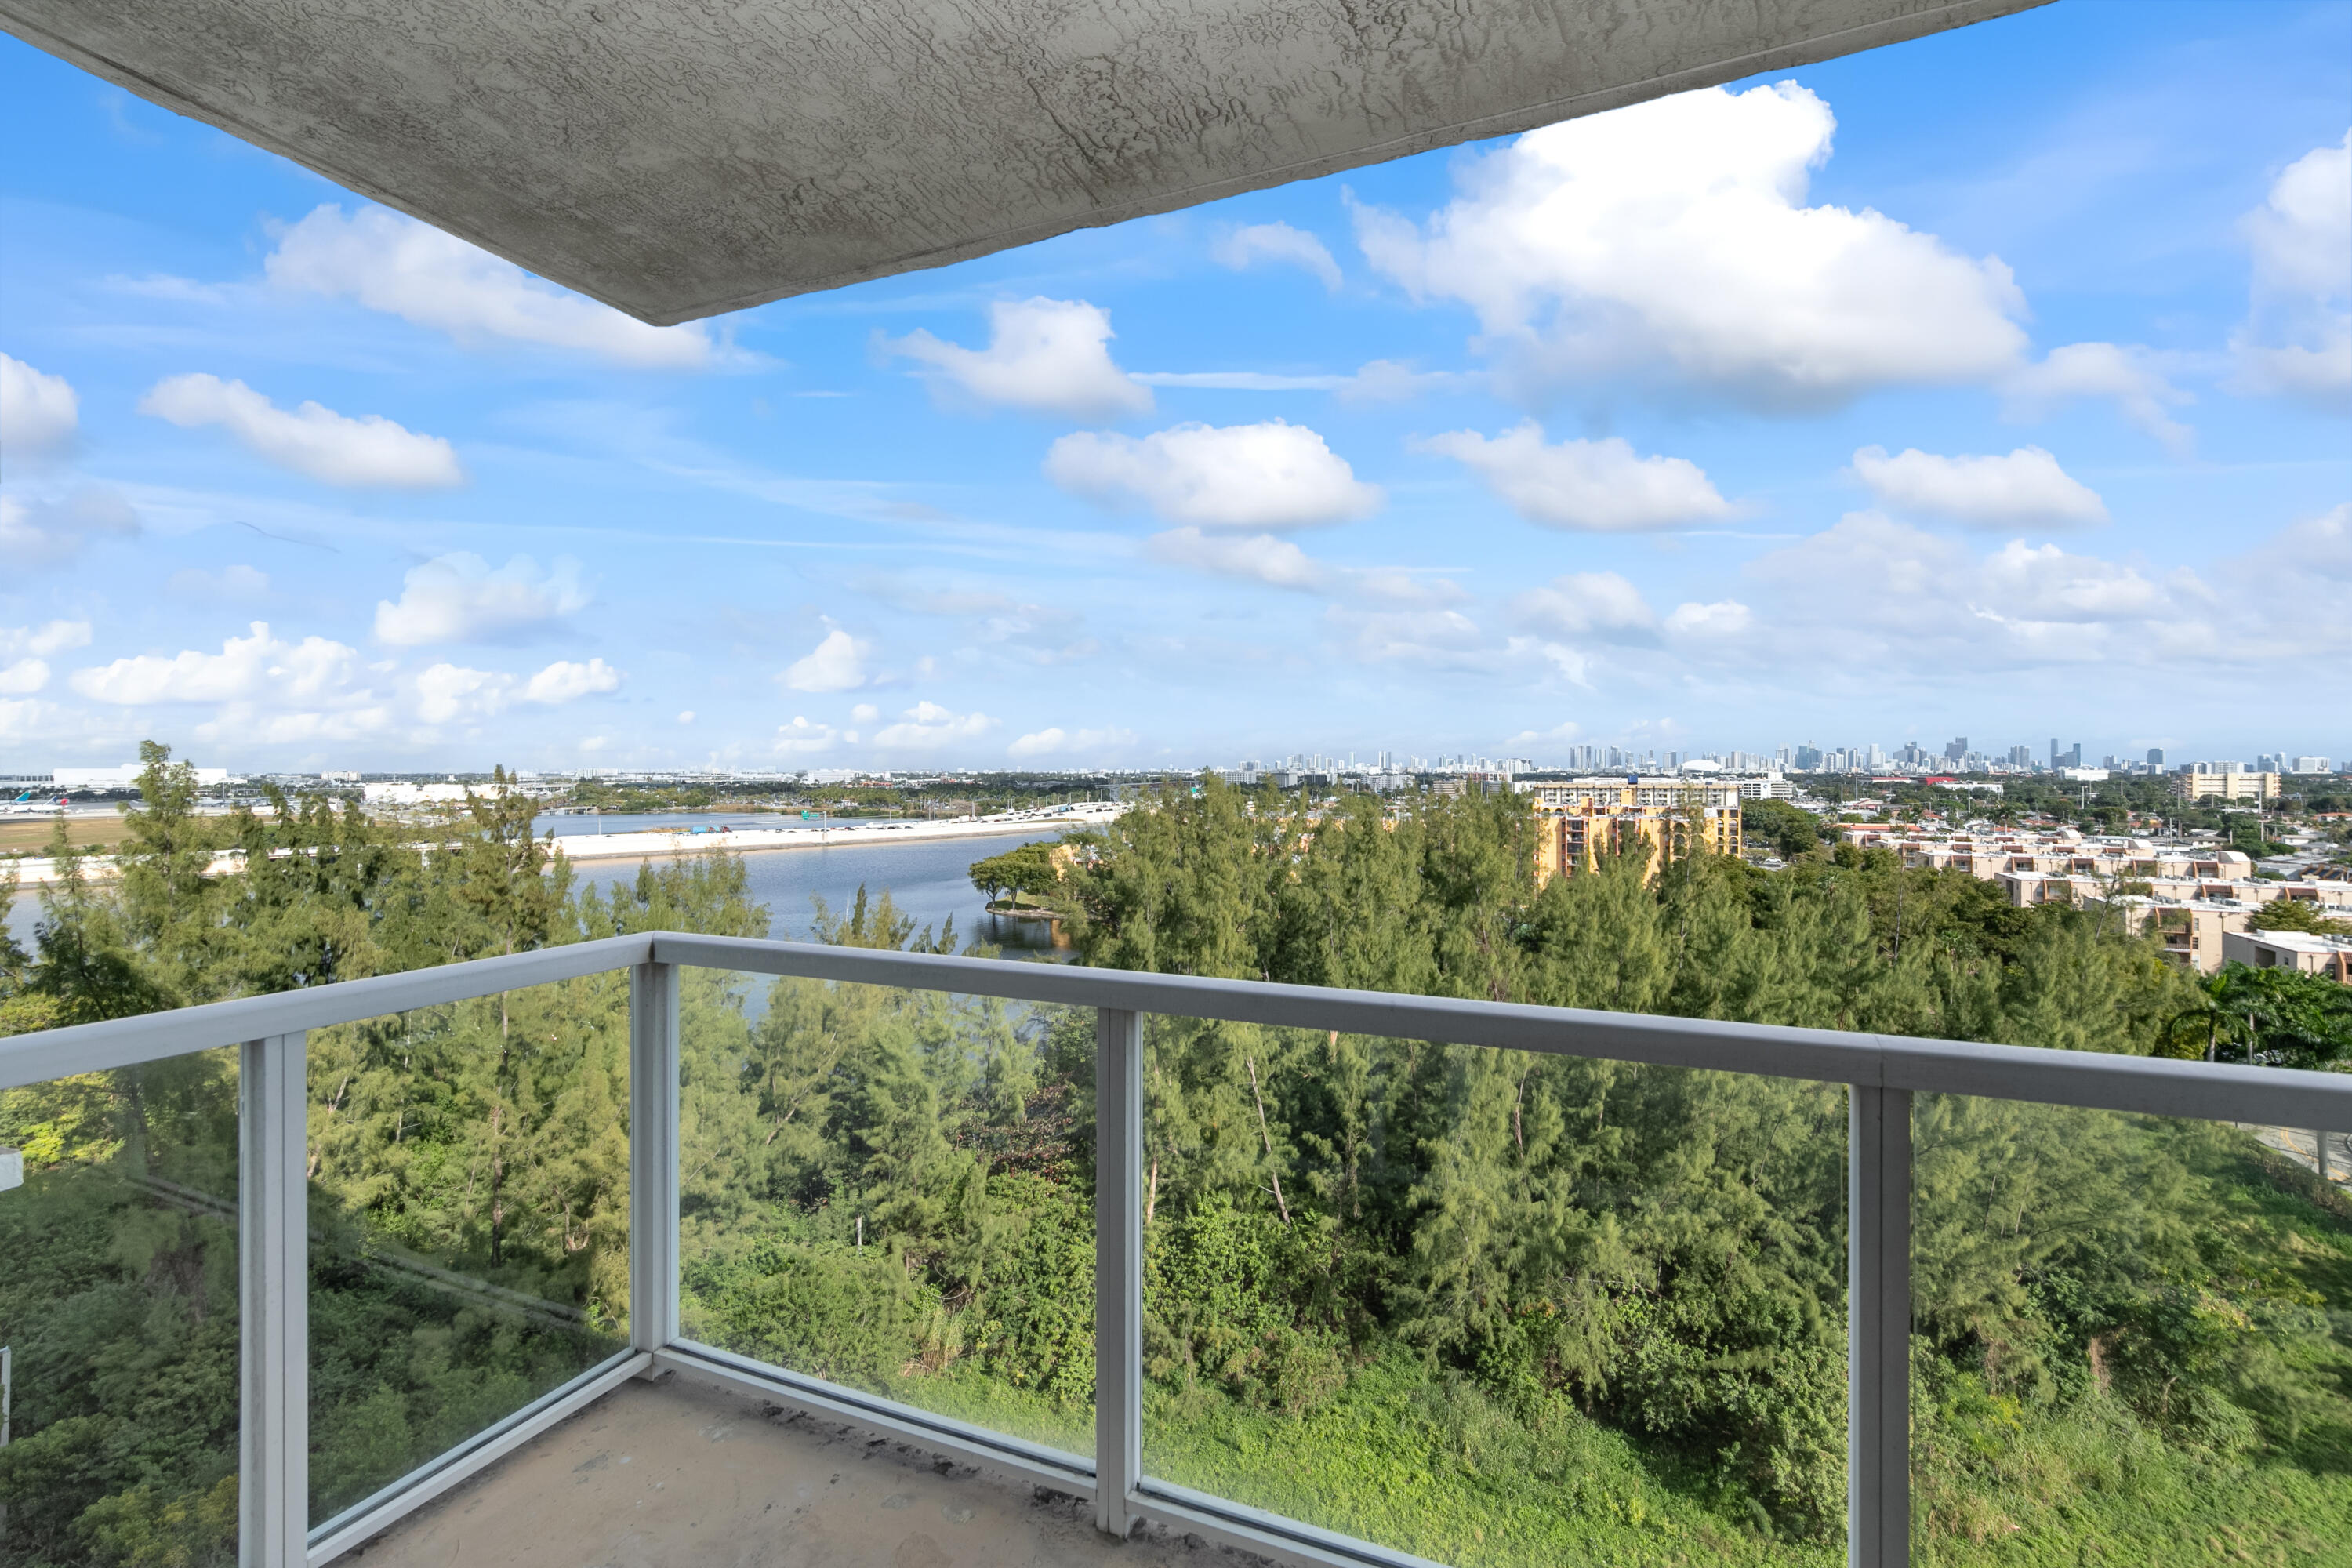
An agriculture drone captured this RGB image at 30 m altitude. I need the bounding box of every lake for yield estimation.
[2,828,1069,964]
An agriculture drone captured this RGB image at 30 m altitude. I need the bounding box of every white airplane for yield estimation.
[1,790,69,816]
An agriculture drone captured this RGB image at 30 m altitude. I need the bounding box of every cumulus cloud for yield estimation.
[414,656,622,723]
[2231,131,2351,406]
[1326,605,1489,668]
[2227,503,2352,604]
[1508,572,1657,638]
[71,622,363,706]
[1,353,78,457]
[1007,725,1139,758]
[1420,423,1733,532]
[775,716,838,756]
[524,657,622,704]
[266,204,717,368]
[0,658,46,695]
[0,488,140,569]
[850,702,880,724]
[1353,82,2027,406]
[873,701,995,750]
[1047,419,1381,529]
[140,374,464,488]
[883,298,1152,419]
[2003,343,2194,456]
[1733,512,2219,670]
[779,626,873,693]
[1147,527,1326,590]
[1,620,93,659]
[374,554,590,645]
[1212,223,1344,290]
[1850,445,2107,528]
[413,662,513,725]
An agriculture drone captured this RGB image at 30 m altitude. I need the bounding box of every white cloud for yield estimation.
[266,204,717,368]
[0,659,48,695]
[779,626,873,693]
[2232,131,2351,406]
[168,564,271,602]
[2003,343,2194,456]
[410,656,619,724]
[1211,223,1343,290]
[849,702,880,724]
[1734,512,2220,670]
[775,716,838,756]
[1354,82,2027,406]
[71,622,363,705]
[1147,527,1326,590]
[1508,572,1657,638]
[0,488,140,569]
[882,298,1152,419]
[677,710,696,725]
[1850,445,2107,528]
[1325,606,1489,667]
[1007,725,1138,758]
[0,620,93,658]
[1047,419,1381,529]
[873,701,995,750]
[524,657,622,704]
[1663,599,1753,637]
[1420,423,1733,532]
[140,374,464,488]
[1,353,78,457]
[413,662,514,725]
[374,554,590,645]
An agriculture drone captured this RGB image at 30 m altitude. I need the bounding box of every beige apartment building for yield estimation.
[2221,928,2352,981]
[2175,770,2282,804]
[1524,778,1741,885]
[1835,823,2352,972]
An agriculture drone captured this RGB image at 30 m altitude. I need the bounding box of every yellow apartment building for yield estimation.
[1523,777,1743,885]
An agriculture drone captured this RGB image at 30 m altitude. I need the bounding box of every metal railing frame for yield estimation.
[3,930,2346,1568]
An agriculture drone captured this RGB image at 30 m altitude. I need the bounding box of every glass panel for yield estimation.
[307,975,632,1526]
[0,1050,241,1565]
[1141,1024,1849,1566]
[1912,1098,2352,1566]
[679,969,1095,1460]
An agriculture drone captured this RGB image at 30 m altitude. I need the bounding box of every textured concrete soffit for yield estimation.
[2,0,2049,325]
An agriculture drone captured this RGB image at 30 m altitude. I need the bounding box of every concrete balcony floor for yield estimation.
[353,1374,1231,1568]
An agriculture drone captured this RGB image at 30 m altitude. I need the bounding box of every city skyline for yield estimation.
[2,2,2347,771]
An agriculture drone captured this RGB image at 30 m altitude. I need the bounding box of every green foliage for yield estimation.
[968,841,1062,906]
[1744,798,1825,860]
[6,756,2349,1563]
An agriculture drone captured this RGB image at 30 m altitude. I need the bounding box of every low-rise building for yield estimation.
[2221,928,2352,982]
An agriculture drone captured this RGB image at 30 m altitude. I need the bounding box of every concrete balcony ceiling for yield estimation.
[2,0,2042,325]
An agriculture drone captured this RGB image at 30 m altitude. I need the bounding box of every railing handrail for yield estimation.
[3,928,2344,1129]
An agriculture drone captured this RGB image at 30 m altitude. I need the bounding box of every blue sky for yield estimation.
[2,0,2346,775]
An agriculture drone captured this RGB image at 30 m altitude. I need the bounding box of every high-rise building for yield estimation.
[1945,737,1968,763]
[2147,747,2165,768]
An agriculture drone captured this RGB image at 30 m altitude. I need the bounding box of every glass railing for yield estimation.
[305,975,633,1527]
[2,931,2346,1568]
[0,1047,242,1566]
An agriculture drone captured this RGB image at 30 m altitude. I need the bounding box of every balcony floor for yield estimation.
[349,1372,1232,1568]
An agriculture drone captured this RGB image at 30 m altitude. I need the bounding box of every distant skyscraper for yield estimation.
[2147,747,2165,767]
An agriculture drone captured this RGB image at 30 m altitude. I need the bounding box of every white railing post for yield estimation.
[1094,1007,1143,1537]
[1849,1084,1911,1568]
[241,1031,307,1568]
[630,963,681,1356]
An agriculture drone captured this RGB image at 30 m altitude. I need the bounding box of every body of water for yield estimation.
[4,829,1065,961]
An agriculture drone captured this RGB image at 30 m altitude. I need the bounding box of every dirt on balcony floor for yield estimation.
[344,1372,1247,1568]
